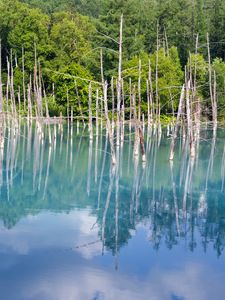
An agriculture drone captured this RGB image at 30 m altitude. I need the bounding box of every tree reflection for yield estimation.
[0,124,225,259]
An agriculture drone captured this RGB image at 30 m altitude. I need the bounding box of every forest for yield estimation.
[0,0,225,118]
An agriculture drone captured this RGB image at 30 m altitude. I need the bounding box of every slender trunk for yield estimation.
[88,82,93,140]
[138,59,141,122]
[155,20,159,123]
[111,77,115,126]
[103,81,116,165]
[148,59,154,122]
[96,89,99,136]
[169,85,185,160]
[22,48,26,112]
[207,33,216,125]
[0,40,2,113]
[117,14,123,118]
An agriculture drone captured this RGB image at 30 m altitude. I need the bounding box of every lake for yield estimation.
[0,123,224,300]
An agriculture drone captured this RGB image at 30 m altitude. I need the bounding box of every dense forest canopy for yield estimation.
[0,0,225,116]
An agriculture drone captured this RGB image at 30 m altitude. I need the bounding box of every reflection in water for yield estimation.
[0,123,225,299]
[0,121,224,258]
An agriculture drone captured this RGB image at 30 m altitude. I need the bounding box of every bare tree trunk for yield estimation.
[96,89,99,136]
[67,88,69,125]
[117,14,123,117]
[0,40,3,114]
[169,85,185,160]
[42,77,49,118]
[213,70,217,130]
[133,89,139,158]
[164,26,169,56]
[185,68,195,157]
[18,86,21,118]
[155,20,159,123]
[74,80,84,124]
[121,78,125,144]
[103,81,116,165]
[111,77,115,127]
[22,47,26,112]
[88,82,93,140]
[116,15,123,147]
[207,33,217,126]
[138,59,141,122]
[148,59,154,124]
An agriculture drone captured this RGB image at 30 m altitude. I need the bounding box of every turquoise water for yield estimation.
[0,124,225,300]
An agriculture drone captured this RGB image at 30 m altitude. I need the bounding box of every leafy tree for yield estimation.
[21,0,73,13]
[210,0,225,60]
[212,58,225,114]
[123,47,183,113]
[51,62,93,116]
[187,53,208,95]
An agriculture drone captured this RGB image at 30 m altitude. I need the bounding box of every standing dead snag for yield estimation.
[0,40,2,114]
[148,58,154,125]
[22,47,26,112]
[111,77,115,127]
[213,70,217,131]
[116,14,123,147]
[96,89,99,136]
[169,84,185,160]
[138,59,142,122]
[103,81,116,165]
[88,82,93,140]
[132,86,146,162]
[207,33,217,127]
[187,84,195,158]
[132,89,139,158]
[0,40,2,150]
[155,20,159,123]
[117,14,123,114]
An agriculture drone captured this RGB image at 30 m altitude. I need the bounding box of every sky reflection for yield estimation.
[0,124,224,299]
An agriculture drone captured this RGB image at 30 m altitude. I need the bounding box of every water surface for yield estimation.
[0,124,225,300]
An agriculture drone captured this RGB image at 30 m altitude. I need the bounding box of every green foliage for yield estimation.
[210,0,225,59]
[0,0,51,71]
[21,0,72,13]
[49,12,95,67]
[123,47,183,113]
[188,53,207,83]
[0,0,224,117]
[52,63,93,115]
[187,53,208,99]
[212,58,225,114]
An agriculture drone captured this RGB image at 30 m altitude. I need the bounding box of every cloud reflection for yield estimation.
[0,210,101,258]
[0,210,224,300]
[18,261,225,300]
